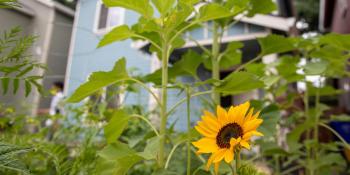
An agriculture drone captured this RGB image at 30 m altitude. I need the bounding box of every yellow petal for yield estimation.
[195,125,216,138]
[192,138,218,153]
[206,153,215,171]
[236,102,250,125]
[244,108,254,122]
[240,140,251,150]
[214,162,220,175]
[230,137,241,148]
[201,116,220,131]
[251,130,264,136]
[224,149,234,163]
[213,149,227,163]
[216,105,228,125]
[243,119,263,133]
[197,121,216,133]
[204,110,216,118]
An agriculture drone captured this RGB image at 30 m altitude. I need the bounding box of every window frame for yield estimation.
[93,0,125,35]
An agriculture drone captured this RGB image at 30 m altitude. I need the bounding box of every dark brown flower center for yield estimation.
[216,123,243,148]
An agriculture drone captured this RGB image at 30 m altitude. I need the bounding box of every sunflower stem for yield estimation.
[211,22,221,106]
[158,37,169,168]
[235,151,241,174]
[186,86,192,175]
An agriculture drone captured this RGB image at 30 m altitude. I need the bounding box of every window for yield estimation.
[94,1,125,33]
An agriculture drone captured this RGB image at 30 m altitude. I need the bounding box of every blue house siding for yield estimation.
[66,0,151,108]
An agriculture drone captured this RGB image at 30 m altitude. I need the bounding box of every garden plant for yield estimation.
[0,0,350,175]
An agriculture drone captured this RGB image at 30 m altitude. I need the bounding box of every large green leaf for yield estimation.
[144,50,203,84]
[287,119,315,151]
[97,142,143,175]
[98,25,135,48]
[216,72,264,95]
[259,104,280,137]
[137,136,161,160]
[104,109,130,143]
[258,34,295,55]
[103,0,153,18]
[303,60,328,75]
[179,0,199,6]
[151,0,175,16]
[320,33,350,51]
[67,58,129,103]
[198,3,232,22]
[220,42,243,69]
[173,50,204,77]
[247,0,277,17]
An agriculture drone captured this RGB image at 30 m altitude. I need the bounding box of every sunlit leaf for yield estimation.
[320,33,350,51]
[137,136,161,160]
[67,58,129,103]
[216,72,265,95]
[258,34,295,55]
[152,0,175,16]
[303,60,328,75]
[98,25,135,48]
[247,0,277,17]
[103,0,154,18]
[198,3,232,22]
[220,42,243,69]
[104,109,130,143]
[97,142,143,175]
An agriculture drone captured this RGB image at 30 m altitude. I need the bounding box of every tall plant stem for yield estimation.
[211,22,221,106]
[159,40,169,168]
[186,87,191,175]
[303,84,312,175]
[235,151,241,174]
[312,83,321,174]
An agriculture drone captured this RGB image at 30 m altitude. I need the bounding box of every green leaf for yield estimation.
[247,0,277,17]
[330,114,350,122]
[98,25,135,48]
[198,3,232,22]
[103,0,153,18]
[67,58,129,103]
[287,119,315,151]
[220,42,243,69]
[216,72,265,96]
[261,75,280,88]
[320,33,350,51]
[151,0,175,16]
[258,34,295,55]
[24,80,31,97]
[303,60,328,75]
[0,142,32,175]
[13,78,19,94]
[104,109,130,143]
[173,50,204,77]
[137,136,161,160]
[259,104,280,137]
[179,0,199,6]
[97,142,143,175]
[1,77,9,94]
[308,85,343,96]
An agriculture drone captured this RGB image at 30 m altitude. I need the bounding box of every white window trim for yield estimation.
[93,0,125,35]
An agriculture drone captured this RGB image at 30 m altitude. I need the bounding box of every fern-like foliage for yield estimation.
[0,27,45,96]
[0,142,32,174]
[0,0,19,8]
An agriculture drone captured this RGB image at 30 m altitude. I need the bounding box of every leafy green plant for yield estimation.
[0,27,44,96]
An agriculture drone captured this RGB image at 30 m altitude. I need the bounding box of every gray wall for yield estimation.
[0,0,73,114]
[39,11,73,109]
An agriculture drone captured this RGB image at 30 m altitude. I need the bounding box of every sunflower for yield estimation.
[192,102,263,173]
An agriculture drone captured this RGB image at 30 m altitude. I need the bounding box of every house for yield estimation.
[0,0,74,115]
[65,0,296,130]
